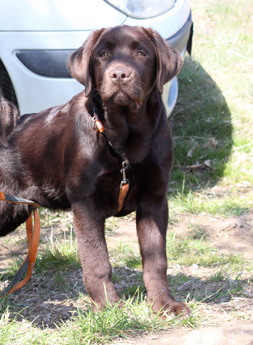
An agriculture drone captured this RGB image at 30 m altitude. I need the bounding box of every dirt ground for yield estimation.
[0,210,252,344]
[112,320,253,345]
[109,212,253,345]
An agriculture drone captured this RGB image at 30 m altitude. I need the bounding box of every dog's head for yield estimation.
[68,25,182,110]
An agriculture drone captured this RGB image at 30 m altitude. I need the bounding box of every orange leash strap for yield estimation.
[118,160,129,212]
[118,183,129,212]
[0,192,40,297]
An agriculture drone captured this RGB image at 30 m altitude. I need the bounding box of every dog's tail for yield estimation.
[0,90,19,148]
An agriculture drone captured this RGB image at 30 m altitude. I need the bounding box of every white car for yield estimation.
[0,0,193,116]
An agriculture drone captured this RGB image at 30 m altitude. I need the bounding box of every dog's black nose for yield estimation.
[109,66,131,83]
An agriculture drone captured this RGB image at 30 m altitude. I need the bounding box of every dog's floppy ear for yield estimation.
[143,28,183,94]
[0,93,8,147]
[0,95,19,148]
[67,28,106,97]
[0,120,8,148]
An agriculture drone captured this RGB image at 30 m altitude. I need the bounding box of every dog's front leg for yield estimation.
[136,200,190,316]
[72,204,120,311]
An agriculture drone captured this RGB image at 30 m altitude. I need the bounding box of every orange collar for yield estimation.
[92,109,129,212]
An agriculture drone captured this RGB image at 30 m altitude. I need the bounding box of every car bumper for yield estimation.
[0,12,193,116]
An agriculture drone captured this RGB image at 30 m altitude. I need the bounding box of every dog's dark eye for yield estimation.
[99,51,108,58]
[137,51,146,56]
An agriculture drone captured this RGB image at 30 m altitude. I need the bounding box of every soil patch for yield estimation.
[1,211,252,344]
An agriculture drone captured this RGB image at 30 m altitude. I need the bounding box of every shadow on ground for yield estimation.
[169,56,233,193]
[1,263,251,329]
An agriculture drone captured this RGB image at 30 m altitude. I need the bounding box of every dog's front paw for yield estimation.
[167,301,191,316]
[90,295,123,313]
[152,298,191,317]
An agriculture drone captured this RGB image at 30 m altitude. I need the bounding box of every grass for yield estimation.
[2,218,251,344]
[1,0,253,343]
[0,224,252,344]
[0,298,210,345]
[169,0,252,212]
[169,190,252,217]
[68,299,168,345]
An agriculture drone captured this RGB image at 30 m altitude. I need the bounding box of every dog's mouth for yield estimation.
[102,89,142,112]
[112,91,131,106]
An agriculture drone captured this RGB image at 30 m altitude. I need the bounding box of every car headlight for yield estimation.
[104,0,176,19]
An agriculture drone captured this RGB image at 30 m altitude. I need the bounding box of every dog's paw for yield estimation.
[91,297,124,313]
[152,300,191,317]
[168,301,191,317]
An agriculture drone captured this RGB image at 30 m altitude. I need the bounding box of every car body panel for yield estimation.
[0,0,126,31]
[0,0,193,116]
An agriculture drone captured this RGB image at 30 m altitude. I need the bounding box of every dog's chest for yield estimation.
[92,166,139,216]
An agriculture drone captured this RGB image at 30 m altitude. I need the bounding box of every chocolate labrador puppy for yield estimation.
[0,25,189,315]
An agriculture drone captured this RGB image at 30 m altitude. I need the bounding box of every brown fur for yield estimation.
[0,93,19,148]
[0,26,189,315]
